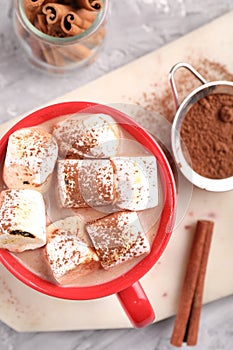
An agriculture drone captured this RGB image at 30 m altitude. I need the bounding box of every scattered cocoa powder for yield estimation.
[133,58,233,180]
[180,94,233,179]
[136,58,233,123]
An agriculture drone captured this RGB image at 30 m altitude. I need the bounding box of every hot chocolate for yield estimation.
[0,112,163,287]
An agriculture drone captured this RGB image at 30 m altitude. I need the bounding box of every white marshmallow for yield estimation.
[112,155,158,211]
[52,113,120,159]
[45,216,100,285]
[0,189,46,252]
[57,159,114,208]
[86,211,150,270]
[3,128,58,193]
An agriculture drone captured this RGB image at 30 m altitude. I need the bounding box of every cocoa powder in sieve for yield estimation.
[180,94,233,179]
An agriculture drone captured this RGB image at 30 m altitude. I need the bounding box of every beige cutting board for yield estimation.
[0,12,233,331]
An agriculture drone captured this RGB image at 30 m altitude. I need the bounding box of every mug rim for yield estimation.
[0,101,176,300]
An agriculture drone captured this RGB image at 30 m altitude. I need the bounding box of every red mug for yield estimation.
[0,102,176,328]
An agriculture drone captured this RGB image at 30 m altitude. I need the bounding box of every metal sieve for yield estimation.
[169,62,233,192]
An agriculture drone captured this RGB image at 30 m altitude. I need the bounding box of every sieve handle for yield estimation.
[169,62,207,110]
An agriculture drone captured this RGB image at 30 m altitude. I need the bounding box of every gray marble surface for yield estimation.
[0,0,233,349]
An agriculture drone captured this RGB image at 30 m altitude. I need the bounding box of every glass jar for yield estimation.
[14,0,109,74]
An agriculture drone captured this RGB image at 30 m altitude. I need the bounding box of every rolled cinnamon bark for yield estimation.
[35,13,48,34]
[85,26,106,45]
[58,43,92,61]
[186,222,214,346]
[27,35,43,60]
[51,48,65,67]
[75,0,103,11]
[77,8,97,22]
[42,3,72,24]
[170,220,214,347]
[62,11,92,33]
[39,42,64,67]
[23,0,46,23]
[39,42,54,64]
[61,12,85,36]
[24,0,46,8]
[47,22,65,37]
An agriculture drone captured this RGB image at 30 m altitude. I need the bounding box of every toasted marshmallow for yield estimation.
[112,156,158,211]
[3,128,58,193]
[45,216,100,285]
[86,211,150,270]
[0,189,46,252]
[52,113,120,159]
[57,159,114,208]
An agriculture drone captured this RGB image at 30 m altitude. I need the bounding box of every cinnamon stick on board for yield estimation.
[186,222,214,346]
[170,220,214,347]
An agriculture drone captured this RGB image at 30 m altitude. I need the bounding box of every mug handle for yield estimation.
[117,281,155,328]
[169,62,207,109]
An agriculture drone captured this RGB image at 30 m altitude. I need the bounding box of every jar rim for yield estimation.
[17,0,108,44]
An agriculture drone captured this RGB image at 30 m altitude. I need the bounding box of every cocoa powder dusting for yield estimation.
[180,94,233,179]
[136,58,233,123]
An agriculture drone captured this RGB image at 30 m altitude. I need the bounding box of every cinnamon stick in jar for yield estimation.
[24,0,46,8]
[61,12,85,36]
[17,0,108,73]
[76,8,97,22]
[85,26,106,45]
[39,41,65,67]
[42,3,72,25]
[58,42,92,61]
[23,0,46,23]
[35,13,48,34]
[75,0,103,11]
